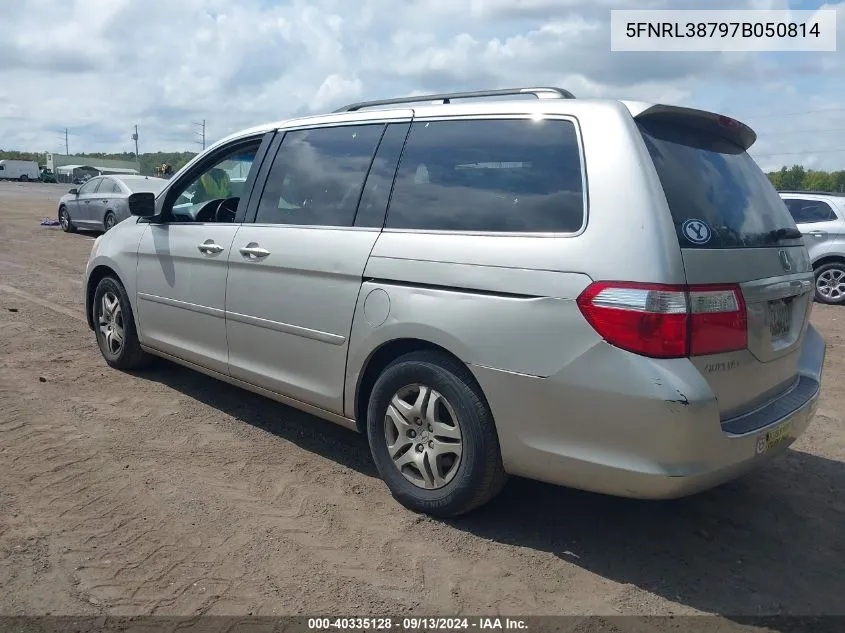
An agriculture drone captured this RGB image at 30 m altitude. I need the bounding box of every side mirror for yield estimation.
[69,188,79,195]
[128,192,156,217]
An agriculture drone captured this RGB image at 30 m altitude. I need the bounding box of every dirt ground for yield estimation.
[1,181,843,621]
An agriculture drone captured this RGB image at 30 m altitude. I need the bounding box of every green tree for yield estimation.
[779,164,807,190]
[804,170,835,192]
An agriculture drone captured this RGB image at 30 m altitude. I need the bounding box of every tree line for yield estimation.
[0,150,197,177]
[765,165,845,192]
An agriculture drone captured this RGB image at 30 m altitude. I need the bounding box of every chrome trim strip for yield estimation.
[137,293,345,345]
[138,292,225,318]
[225,310,346,345]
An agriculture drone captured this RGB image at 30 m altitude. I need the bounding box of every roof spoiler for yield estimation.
[633,104,757,150]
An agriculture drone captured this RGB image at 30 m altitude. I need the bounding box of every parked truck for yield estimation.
[0,159,40,182]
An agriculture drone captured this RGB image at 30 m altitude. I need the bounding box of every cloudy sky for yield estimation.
[0,0,842,171]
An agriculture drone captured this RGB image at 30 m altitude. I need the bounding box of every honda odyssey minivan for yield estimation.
[83,87,826,516]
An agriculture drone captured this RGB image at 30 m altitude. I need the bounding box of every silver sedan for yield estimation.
[58,175,169,233]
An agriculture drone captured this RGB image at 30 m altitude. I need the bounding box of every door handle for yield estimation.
[808,230,827,237]
[239,243,270,260]
[197,240,224,255]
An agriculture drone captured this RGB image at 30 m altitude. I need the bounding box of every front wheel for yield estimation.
[93,277,153,370]
[366,350,507,517]
[59,206,76,233]
[814,262,845,305]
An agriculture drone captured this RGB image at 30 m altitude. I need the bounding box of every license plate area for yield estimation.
[767,299,792,340]
[755,420,793,455]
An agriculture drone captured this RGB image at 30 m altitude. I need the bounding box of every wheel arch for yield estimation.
[85,264,126,331]
[352,337,486,434]
[812,254,845,270]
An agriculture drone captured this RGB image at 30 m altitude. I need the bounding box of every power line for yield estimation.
[756,127,845,137]
[752,148,845,157]
[739,107,845,119]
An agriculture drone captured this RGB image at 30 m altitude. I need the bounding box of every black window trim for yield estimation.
[382,113,590,238]
[245,117,414,230]
[147,131,274,225]
[783,196,842,223]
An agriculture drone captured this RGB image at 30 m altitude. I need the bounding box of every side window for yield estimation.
[385,119,585,233]
[105,180,122,194]
[78,179,100,194]
[786,199,837,224]
[255,124,385,227]
[166,140,261,223]
[354,123,410,228]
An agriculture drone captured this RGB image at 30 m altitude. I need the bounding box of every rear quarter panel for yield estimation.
[344,102,687,416]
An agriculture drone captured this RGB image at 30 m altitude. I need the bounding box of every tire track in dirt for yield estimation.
[1,295,622,616]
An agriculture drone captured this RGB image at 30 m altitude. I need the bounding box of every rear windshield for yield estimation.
[123,179,166,195]
[638,120,800,249]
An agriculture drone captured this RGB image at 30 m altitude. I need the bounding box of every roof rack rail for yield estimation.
[333,87,575,113]
[778,190,845,197]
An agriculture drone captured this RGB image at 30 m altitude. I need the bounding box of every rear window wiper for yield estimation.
[765,227,803,243]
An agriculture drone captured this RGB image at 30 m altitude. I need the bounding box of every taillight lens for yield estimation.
[688,285,747,356]
[576,282,747,359]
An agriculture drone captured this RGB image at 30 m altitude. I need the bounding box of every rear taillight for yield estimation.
[576,282,747,359]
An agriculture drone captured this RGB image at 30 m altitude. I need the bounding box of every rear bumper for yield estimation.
[471,324,825,499]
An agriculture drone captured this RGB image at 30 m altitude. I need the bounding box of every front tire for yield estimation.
[59,206,76,233]
[93,277,152,370]
[366,350,507,517]
[814,262,845,305]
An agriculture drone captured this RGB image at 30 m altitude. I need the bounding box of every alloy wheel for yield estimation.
[384,384,463,489]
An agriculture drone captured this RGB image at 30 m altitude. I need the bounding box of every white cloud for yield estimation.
[0,0,842,171]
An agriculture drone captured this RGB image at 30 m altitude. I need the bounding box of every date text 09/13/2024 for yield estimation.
[307,617,529,631]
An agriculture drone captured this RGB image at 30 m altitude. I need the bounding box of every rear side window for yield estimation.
[385,118,585,233]
[784,199,838,224]
[255,124,384,227]
[638,120,799,249]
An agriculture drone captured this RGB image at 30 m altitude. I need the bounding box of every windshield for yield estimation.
[638,120,800,249]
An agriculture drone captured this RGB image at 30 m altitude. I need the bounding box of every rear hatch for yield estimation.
[636,108,814,419]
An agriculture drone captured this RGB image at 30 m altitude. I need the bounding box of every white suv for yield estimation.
[780,191,845,305]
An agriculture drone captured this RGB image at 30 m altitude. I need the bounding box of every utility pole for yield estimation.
[193,119,206,150]
[64,128,69,155]
[131,125,139,158]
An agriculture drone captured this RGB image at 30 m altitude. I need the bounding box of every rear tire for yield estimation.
[59,206,76,233]
[19,174,29,182]
[92,276,153,370]
[103,211,116,232]
[366,350,507,517]
[814,262,845,305]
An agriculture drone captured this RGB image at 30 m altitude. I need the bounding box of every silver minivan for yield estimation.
[83,87,826,517]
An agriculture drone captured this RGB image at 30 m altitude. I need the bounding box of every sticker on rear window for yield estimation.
[682,219,711,245]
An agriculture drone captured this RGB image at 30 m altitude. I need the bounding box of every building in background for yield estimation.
[46,153,140,183]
